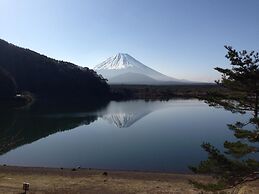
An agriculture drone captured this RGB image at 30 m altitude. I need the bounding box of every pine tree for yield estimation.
[190,46,259,190]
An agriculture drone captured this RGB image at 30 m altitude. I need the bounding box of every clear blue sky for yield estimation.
[0,0,259,82]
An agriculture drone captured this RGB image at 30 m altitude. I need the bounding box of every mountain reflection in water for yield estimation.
[0,100,173,154]
[100,100,172,128]
[0,99,247,172]
[0,100,108,154]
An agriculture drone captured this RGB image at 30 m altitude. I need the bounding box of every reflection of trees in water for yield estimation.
[0,99,108,155]
[190,47,259,191]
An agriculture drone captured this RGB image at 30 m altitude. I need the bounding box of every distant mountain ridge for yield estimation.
[94,53,190,85]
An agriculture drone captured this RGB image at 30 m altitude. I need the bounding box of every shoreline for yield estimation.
[0,165,258,193]
[110,84,219,100]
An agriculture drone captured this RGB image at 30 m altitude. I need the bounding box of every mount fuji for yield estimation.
[94,53,189,85]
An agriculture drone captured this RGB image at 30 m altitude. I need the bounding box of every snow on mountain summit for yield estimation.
[94,53,147,70]
[94,53,187,84]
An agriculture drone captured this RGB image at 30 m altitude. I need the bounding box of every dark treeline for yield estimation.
[0,39,110,101]
[110,84,218,100]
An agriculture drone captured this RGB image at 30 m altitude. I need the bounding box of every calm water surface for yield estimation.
[0,99,250,172]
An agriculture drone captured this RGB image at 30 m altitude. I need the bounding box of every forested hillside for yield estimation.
[0,39,110,100]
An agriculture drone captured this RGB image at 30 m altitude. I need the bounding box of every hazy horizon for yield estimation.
[1,0,259,82]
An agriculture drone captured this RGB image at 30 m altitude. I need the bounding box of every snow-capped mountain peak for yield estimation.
[93,53,189,84]
[94,53,145,70]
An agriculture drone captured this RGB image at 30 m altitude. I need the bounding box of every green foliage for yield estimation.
[224,141,257,158]
[190,46,259,191]
[215,46,259,92]
[228,121,259,142]
[214,46,259,117]
[190,143,259,189]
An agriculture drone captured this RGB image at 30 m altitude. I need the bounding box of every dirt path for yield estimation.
[0,166,258,194]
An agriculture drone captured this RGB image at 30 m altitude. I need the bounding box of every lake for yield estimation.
[0,99,251,172]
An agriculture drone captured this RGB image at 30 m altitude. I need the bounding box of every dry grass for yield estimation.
[0,166,258,194]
